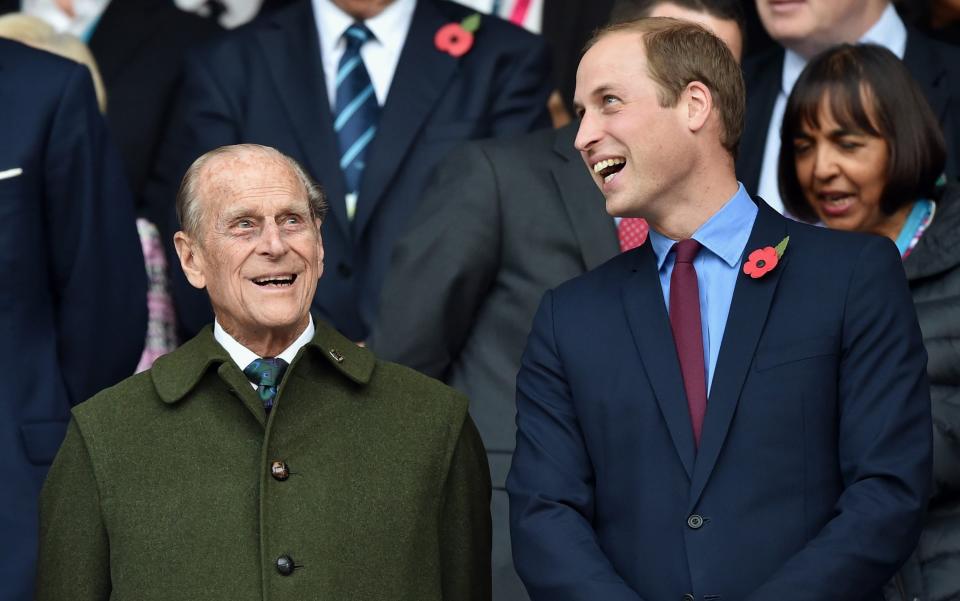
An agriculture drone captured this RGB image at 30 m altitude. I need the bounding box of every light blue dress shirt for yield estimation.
[647,183,758,394]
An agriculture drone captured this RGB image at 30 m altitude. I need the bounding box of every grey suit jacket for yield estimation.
[369,122,617,600]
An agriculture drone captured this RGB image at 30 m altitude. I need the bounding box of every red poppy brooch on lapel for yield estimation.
[743,236,789,279]
[435,13,481,58]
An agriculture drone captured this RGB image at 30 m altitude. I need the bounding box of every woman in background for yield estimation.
[779,43,960,601]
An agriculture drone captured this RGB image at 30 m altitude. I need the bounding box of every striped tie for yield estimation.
[335,23,379,205]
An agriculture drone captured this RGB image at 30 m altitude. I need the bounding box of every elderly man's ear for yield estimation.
[174,231,207,290]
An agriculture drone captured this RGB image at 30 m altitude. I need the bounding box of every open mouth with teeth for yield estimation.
[252,274,298,287]
[816,192,856,216]
[593,158,626,183]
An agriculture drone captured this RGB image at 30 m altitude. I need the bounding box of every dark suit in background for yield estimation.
[0,0,222,218]
[508,201,932,600]
[146,0,552,342]
[737,29,960,192]
[541,0,614,114]
[0,39,147,601]
[370,122,616,601]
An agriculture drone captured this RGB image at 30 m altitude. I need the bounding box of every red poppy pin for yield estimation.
[743,236,789,279]
[435,12,481,58]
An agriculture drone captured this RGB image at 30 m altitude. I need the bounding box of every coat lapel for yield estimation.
[736,48,783,193]
[256,2,350,237]
[351,0,457,237]
[550,124,618,270]
[622,244,695,478]
[903,30,950,124]
[688,200,788,510]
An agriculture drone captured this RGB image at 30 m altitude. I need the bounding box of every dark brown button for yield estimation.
[271,461,289,481]
[276,554,295,576]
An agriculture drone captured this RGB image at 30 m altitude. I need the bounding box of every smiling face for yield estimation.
[174,150,323,349]
[793,97,894,235]
[573,30,693,219]
[756,0,887,57]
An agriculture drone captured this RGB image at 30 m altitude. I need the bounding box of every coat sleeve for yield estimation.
[368,141,499,376]
[440,411,492,601]
[36,419,111,601]
[745,236,932,600]
[46,63,146,402]
[506,291,646,601]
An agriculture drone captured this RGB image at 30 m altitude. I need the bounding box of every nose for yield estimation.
[574,110,601,153]
[256,220,288,257]
[812,146,839,181]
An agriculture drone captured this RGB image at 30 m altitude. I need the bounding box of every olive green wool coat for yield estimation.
[37,321,491,601]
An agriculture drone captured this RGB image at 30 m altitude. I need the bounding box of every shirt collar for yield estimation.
[214,314,316,371]
[648,183,757,270]
[314,0,416,61]
[781,3,906,96]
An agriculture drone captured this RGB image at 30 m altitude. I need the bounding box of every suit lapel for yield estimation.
[622,245,695,478]
[687,200,788,510]
[736,49,783,193]
[903,30,950,124]
[352,0,457,237]
[551,124,618,270]
[256,2,350,237]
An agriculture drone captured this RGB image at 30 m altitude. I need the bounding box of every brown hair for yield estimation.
[586,18,745,156]
[778,44,946,222]
[609,0,746,39]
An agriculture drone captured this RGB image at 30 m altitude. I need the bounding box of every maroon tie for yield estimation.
[669,239,707,447]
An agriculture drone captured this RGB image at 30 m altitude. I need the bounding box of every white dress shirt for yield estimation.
[313,0,416,108]
[214,315,316,388]
[756,3,907,214]
[22,0,111,39]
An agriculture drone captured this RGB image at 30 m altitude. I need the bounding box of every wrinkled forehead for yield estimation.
[197,152,307,214]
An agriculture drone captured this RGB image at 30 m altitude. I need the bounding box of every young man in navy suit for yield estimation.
[507,18,932,601]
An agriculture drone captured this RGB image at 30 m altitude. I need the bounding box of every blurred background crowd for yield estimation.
[1,0,958,600]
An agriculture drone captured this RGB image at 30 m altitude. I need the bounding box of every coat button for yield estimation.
[687,514,704,529]
[276,554,295,575]
[271,460,289,481]
[682,594,695,601]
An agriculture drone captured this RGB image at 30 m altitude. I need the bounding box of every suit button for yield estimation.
[682,594,695,601]
[337,262,352,278]
[687,514,704,529]
[276,554,295,575]
[271,460,289,481]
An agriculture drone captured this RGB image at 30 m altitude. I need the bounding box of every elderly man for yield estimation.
[507,18,931,600]
[37,144,491,601]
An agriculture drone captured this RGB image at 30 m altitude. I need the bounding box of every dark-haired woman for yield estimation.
[779,43,960,601]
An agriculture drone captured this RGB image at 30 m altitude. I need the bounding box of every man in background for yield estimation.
[370,2,744,598]
[146,0,553,343]
[739,0,960,212]
[0,38,146,601]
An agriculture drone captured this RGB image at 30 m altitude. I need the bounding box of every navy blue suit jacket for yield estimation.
[145,0,552,342]
[0,40,146,601]
[507,200,932,600]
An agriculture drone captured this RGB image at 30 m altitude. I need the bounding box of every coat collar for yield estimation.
[153,317,375,404]
[905,184,960,280]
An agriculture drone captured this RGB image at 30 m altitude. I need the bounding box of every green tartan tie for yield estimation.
[243,357,289,412]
